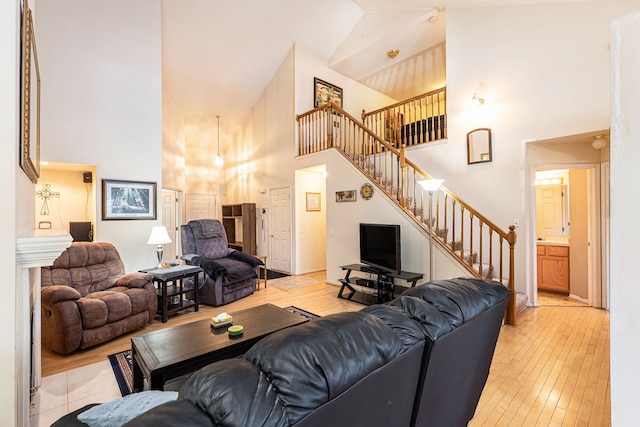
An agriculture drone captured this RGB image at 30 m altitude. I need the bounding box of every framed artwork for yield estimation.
[336,190,357,202]
[314,77,343,108]
[306,192,321,211]
[20,0,40,184]
[102,179,157,220]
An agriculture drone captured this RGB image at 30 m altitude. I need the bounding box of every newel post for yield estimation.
[399,145,407,206]
[505,225,517,326]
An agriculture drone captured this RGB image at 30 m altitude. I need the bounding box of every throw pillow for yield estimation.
[77,390,178,427]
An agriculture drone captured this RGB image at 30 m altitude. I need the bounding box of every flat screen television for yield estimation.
[359,223,401,275]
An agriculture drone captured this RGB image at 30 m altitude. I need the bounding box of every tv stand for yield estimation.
[337,264,424,306]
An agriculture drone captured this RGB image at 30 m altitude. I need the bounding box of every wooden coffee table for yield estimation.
[131,303,309,392]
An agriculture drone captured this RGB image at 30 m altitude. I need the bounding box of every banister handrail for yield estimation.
[297,103,403,157]
[296,101,517,325]
[361,87,448,119]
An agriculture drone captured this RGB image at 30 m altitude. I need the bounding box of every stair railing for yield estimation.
[361,87,447,148]
[296,102,516,325]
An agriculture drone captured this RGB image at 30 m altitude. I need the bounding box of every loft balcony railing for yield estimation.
[296,101,517,325]
[361,87,447,148]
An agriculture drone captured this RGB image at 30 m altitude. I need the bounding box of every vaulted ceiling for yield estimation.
[161,0,582,147]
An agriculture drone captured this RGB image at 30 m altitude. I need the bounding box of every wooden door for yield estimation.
[536,185,567,237]
[270,187,291,273]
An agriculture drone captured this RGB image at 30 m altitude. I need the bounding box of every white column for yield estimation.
[15,230,72,426]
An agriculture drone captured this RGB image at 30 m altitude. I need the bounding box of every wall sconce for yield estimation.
[471,92,485,106]
[591,134,608,149]
[147,225,172,268]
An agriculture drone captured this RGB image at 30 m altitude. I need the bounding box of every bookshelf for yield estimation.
[221,203,256,255]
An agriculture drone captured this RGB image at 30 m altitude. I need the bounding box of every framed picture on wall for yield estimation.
[335,190,357,202]
[314,77,343,108]
[102,179,157,220]
[306,192,321,211]
[20,0,41,185]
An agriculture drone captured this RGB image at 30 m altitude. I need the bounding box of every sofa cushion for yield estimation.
[401,277,510,329]
[87,291,132,323]
[188,219,230,260]
[241,311,405,424]
[115,287,152,315]
[43,242,126,296]
[177,359,287,427]
[76,298,108,329]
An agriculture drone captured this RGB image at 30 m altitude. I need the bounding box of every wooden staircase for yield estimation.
[296,97,517,325]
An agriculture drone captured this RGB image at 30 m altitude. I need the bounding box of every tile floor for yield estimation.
[29,359,121,426]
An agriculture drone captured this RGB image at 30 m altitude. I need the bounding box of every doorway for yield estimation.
[532,165,602,307]
[270,187,292,273]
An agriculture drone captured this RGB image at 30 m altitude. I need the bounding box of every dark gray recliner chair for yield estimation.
[180,219,262,306]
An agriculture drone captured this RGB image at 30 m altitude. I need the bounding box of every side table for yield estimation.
[140,265,202,323]
[255,255,267,290]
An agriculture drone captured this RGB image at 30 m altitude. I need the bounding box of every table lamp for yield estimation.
[147,225,172,268]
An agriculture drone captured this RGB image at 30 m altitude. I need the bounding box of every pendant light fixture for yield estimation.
[214,115,224,169]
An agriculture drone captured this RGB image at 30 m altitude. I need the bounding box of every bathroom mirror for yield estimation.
[467,128,492,165]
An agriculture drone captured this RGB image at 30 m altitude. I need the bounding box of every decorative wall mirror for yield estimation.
[467,128,492,165]
[20,0,41,184]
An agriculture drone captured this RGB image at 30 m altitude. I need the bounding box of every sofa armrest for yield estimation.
[42,285,81,306]
[228,250,263,267]
[116,272,153,288]
[180,253,199,264]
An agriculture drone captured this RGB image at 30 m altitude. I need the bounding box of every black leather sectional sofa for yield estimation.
[55,277,510,427]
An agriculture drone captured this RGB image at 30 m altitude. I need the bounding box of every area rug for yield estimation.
[267,275,319,291]
[108,350,134,397]
[108,306,320,397]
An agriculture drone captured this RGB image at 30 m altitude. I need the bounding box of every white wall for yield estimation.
[162,90,186,191]
[295,167,326,274]
[36,0,163,270]
[410,1,640,295]
[610,9,640,425]
[2,0,19,424]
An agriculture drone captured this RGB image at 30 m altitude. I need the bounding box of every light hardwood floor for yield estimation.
[41,273,610,426]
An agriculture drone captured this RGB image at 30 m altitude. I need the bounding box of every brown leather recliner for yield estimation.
[41,242,158,354]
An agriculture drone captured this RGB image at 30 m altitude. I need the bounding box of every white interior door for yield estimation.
[185,193,217,222]
[161,189,181,262]
[270,187,291,273]
[535,185,567,237]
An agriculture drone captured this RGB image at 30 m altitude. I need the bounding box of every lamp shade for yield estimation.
[418,178,444,192]
[147,226,172,245]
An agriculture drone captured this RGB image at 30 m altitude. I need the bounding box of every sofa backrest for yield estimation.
[41,242,126,297]
[393,278,511,427]
[181,219,230,260]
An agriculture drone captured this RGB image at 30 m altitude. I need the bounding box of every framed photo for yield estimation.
[306,192,321,211]
[336,190,357,202]
[20,0,40,184]
[314,77,343,108]
[102,179,157,220]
